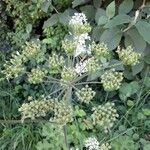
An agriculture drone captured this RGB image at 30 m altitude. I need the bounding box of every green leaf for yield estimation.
[143,77,150,88]
[125,28,146,52]
[72,0,87,8]
[26,24,32,33]
[132,61,144,76]
[119,81,140,99]
[43,14,59,29]
[59,9,71,25]
[36,140,52,150]
[144,143,150,150]
[80,5,96,20]
[41,0,52,13]
[98,16,108,25]
[95,8,108,25]
[144,45,150,64]
[129,81,140,94]
[127,100,134,107]
[143,109,150,116]
[104,14,131,28]
[100,28,122,50]
[106,1,115,19]
[109,59,124,71]
[93,0,102,8]
[119,0,134,14]
[92,26,104,41]
[119,83,132,98]
[135,21,150,44]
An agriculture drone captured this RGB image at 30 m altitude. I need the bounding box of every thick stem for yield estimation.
[63,126,69,150]
[63,86,73,150]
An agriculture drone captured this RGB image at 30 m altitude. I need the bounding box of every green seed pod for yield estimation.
[91,102,118,132]
[61,67,77,85]
[100,143,111,150]
[101,69,123,91]
[117,46,141,66]
[28,68,46,84]
[91,42,110,59]
[75,85,96,104]
[48,53,64,73]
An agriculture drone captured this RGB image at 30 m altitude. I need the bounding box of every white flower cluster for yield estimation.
[70,148,79,150]
[84,137,100,150]
[68,13,91,57]
[69,13,87,25]
[75,59,88,75]
[75,57,100,75]
[84,137,111,150]
[74,33,91,57]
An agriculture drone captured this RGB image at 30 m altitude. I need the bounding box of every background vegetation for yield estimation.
[0,0,150,150]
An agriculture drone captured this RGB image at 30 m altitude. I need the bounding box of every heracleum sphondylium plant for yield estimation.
[2,13,141,149]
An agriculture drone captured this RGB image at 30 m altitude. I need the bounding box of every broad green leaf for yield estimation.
[26,24,32,33]
[92,26,104,41]
[100,28,122,50]
[80,5,96,20]
[144,144,150,150]
[93,0,102,8]
[95,8,108,25]
[125,28,146,52]
[144,45,150,64]
[129,81,140,94]
[119,83,132,98]
[41,0,52,13]
[143,109,150,116]
[119,81,140,99]
[109,59,124,71]
[106,1,115,19]
[144,77,150,88]
[43,14,59,28]
[98,16,108,25]
[72,0,87,8]
[119,0,134,14]
[59,9,72,25]
[127,100,134,107]
[135,21,150,44]
[104,14,131,28]
[132,61,144,76]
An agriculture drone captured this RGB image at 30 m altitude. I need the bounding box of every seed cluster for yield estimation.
[62,39,76,54]
[18,98,55,120]
[22,42,45,62]
[101,69,123,91]
[48,53,64,73]
[117,46,141,65]
[91,102,119,132]
[61,67,77,84]
[75,85,96,104]
[50,101,73,125]
[2,51,25,79]
[91,42,110,59]
[19,98,73,125]
[100,143,111,150]
[86,57,100,73]
[28,68,45,84]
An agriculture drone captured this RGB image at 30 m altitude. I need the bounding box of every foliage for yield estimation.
[0,0,150,150]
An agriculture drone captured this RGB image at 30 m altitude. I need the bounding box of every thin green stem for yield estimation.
[75,81,101,85]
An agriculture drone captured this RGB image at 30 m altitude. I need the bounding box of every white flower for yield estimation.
[70,148,79,150]
[69,13,87,25]
[74,33,91,57]
[75,60,88,75]
[84,137,100,150]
